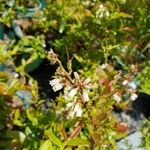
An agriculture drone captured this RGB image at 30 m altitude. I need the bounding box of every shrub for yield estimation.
[0,0,150,149]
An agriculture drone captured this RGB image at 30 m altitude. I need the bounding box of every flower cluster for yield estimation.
[113,79,138,102]
[96,4,110,19]
[99,63,138,103]
[47,49,58,65]
[49,67,92,119]
[49,51,138,121]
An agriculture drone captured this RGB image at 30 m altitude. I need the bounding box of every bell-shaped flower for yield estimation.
[49,78,64,92]
[82,89,89,102]
[113,92,122,103]
[130,93,138,101]
[66,102,82,118]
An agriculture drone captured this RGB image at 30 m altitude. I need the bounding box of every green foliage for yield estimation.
[137,60,150,95]
[0,0,150,149]
[140,119,150,149]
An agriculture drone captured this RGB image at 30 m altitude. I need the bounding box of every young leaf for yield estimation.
[39,140,53,150]
[26,109,38,125]
[0,72,9,83]
[45,129,62,148]
[66,138,89,146]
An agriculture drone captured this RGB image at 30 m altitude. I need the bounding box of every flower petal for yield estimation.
[67,88,78,98]
[130,93,138,101]
[113,93,121,103]
[83,89,89,102]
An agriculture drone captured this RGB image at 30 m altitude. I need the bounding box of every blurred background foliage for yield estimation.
[0,0,150,149]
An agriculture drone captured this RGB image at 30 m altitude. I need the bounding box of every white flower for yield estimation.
[74,72,80,80]
[113,93,121,103]
[99,4,105,13]
[122,80,128,86]
[49,78,60,86]
[66,88,78,98]
[83,89,89,102]
[66,102,82,118]
[84,78,91,89]
[64,86,77,100]
[129,81,137,89]
[96,4,110,19]
[42,43,46,48]
[84,78,90,85]
[49,79,64,92]
[74,103,82,117]
[130,93,138,101]
[12,72,19,78]
[100,63,108,69]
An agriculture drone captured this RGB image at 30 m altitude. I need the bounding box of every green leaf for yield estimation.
[66,138,89,146]
[26,109,38,125]
[25,127,32,136]
[14,120,24,127]
[14,109,20,120]
[6,79,23,94]
[45,129,62,148]
[6,130,26,143]
[111,12,133,19]
[39,140,53,150]
[0,72,9,83]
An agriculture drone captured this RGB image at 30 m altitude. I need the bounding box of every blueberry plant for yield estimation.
[0,0,150,149]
